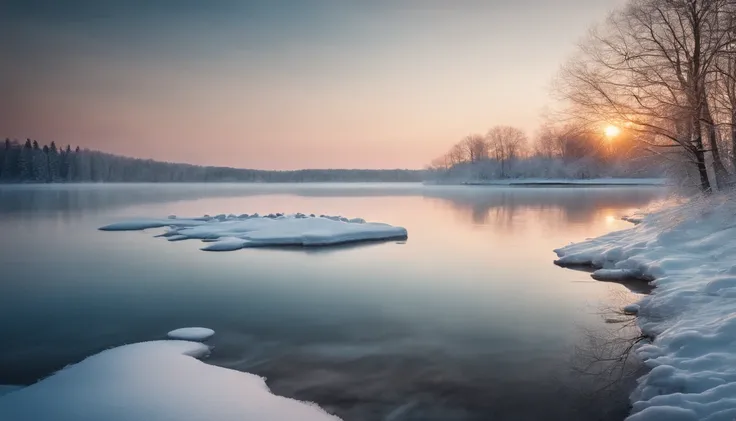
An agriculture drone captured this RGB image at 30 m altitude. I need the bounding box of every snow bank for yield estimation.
[167,327,215,341]
[554,194,736,421]
[463,178,667,186]
[100,214,407,251]
[0,340,340,421]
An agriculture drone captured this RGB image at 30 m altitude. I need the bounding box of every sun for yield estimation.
[604,125,621,138]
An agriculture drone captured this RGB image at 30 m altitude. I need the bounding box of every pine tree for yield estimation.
[19,139,33,181]
[0,139,7,180]
[60,145,71,181]
[2,140,19,181]
[35,144,50,182]
[69,146,81,182]
[48,141,61,182]
[74,147,92,182]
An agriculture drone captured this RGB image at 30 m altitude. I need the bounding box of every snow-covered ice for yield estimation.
[167,327,215,341]
[99,218,207,231]
[0,340,341,421]
[554,193,736,421]
[100,214,407,251]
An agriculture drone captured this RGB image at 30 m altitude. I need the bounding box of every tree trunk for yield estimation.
[732,109,736,171]
[693,147,712,193]
[691,110,713,192]
[703,101,730,189]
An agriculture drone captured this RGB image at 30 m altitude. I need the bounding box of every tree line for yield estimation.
[429,0,736,190]
[0,139,424,183]
[427,124,661,181]
[556,0,736,192]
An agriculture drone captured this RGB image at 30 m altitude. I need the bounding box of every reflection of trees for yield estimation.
[0,185,663,226]
[569,290,650,416]
[424,188,663,227]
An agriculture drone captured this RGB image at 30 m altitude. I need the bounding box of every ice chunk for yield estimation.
[623,304,639,314]
[590,268,642,281]
[101,214,407,251]
[99,218,206,231]
[201,237,250,252]
[167,327,215,341]
[0,341,340,421]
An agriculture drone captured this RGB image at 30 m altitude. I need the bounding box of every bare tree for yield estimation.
[535,124,563,158]
[448,143,467,165]
[558,0,736,191]
[460,134,489,163]
[712,5,736,171]
[486,126,528,177]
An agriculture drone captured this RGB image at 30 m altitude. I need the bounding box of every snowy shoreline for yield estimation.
[554,194,736,421]
[426,178,667,187]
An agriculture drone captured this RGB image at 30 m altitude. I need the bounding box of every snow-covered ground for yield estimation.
[0,338,341,421]
[100,214,407,251]
[554,193,736,421]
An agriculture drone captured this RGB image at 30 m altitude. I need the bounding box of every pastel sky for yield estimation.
[1,0,621,170]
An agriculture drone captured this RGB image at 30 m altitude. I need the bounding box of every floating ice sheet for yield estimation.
[167,327,215,341]
[100,214,407,251]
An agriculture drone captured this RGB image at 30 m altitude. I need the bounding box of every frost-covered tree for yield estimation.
[486,126,528,177]
[557,0,736,191]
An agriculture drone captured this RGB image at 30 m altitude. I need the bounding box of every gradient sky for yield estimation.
[1,0,621,170]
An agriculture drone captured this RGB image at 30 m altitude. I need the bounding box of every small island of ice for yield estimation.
[100,213,407,251]
[167,327,215,341]
[0,340,341,421]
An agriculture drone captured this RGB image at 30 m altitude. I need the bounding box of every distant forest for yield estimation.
[0,139,424,183]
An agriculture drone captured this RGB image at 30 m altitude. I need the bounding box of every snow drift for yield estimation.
[555,194,736,421]
[100,213,407,251]
[0,340,341,421]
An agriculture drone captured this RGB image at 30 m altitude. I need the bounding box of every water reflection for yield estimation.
[0,184,663,227]
[0,184,665,421]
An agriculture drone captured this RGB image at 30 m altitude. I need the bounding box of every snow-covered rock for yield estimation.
[554,193,736,421]
[100,214,407,251]
[0,341,340,421]
[167,327,215,341]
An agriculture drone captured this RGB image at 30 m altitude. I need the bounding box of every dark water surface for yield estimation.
[0,183,664,420]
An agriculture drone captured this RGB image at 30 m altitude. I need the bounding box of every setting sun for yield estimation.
[604,125,621,138]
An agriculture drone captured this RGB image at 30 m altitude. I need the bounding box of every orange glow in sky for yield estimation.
[0,0,621,170]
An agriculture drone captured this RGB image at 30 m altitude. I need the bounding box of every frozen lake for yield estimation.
[0,183,664,420]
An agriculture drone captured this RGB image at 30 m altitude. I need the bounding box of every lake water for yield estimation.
[0,183,664,421]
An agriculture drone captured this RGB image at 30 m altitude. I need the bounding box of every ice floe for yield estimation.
[100,214,407,251]
[554,193,736,421]
[167,327,215,341]
[0,340,340,421]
